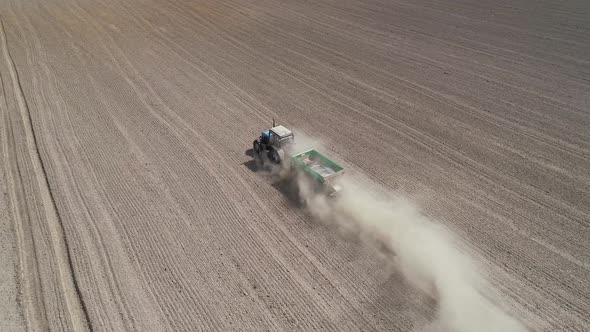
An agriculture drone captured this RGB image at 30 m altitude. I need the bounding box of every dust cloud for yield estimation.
[295,171,528,332]
[254,132,528,331]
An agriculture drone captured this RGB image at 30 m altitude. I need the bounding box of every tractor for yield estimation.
[252,120,295,164]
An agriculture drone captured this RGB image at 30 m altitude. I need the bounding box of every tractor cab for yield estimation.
[253,121,295,164]
[268,125,294,149]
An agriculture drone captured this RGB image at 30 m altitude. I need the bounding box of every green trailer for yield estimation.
[290,149,345,196]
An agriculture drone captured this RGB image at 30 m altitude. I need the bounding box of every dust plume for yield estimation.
[293,162,528,332]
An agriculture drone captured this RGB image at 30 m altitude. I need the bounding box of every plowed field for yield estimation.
[0,0,588,331]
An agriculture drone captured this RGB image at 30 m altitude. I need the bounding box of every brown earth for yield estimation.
[0,0,589,330]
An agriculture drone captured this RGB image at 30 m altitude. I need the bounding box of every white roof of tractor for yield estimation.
[270,125,293,138]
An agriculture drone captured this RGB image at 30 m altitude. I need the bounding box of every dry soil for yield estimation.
[0,0,589,331]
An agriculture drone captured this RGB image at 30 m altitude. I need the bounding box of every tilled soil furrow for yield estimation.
[248,0,590,115]
[0,17,89,331]
[1,71,48,332]
[11,9,139,330]
[17,5,220,330]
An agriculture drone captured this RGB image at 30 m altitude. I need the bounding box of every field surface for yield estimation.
[0,0,589,330]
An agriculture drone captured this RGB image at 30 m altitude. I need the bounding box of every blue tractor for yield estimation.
[253,120,295,164]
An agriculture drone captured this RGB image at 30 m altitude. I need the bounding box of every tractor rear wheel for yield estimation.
[253,140,260,154]
[268,148,281,164]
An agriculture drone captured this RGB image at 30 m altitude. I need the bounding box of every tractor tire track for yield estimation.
[0,17,90,331]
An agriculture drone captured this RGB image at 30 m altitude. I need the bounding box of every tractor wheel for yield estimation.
[253,140,260,154]
[268,148,281,164]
